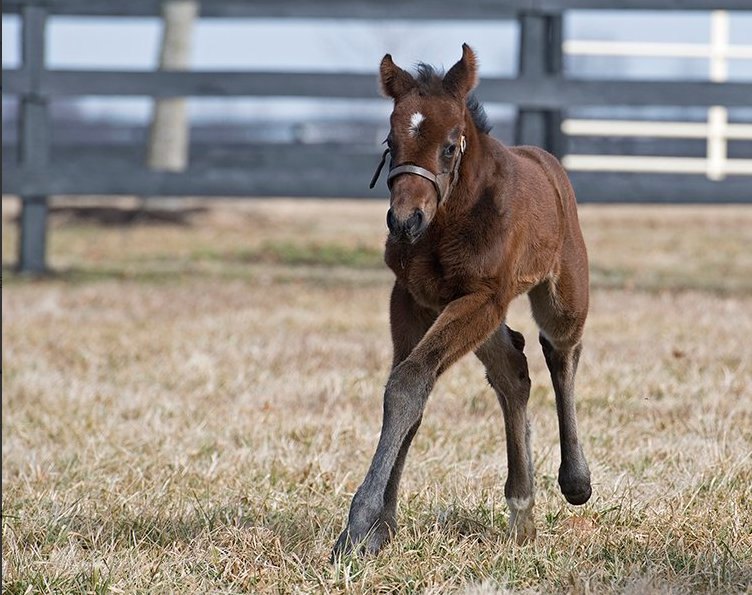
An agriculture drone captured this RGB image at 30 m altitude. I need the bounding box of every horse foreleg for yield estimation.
[372,284,437,546]
[333,291,504,557]
[332,354,433,557]
[332,283,434,558]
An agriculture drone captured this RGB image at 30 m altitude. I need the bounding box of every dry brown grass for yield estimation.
[2,198,751,594]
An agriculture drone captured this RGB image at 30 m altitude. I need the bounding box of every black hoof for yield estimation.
[331,531,353,562]
[562,484,592,505]
[559,459,592,506]
[331,522,392,562]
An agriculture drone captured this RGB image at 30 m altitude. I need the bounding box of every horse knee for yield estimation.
[540,335,582,378]
[385,359,433,418]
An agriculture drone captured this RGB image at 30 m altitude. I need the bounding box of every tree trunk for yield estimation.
[147,0,198,172]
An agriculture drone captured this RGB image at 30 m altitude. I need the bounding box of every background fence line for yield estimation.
[562,9,752,181]
[2,0,752,273]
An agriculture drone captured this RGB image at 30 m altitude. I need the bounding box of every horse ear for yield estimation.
[379,54,415,99]
[443,43,479,98]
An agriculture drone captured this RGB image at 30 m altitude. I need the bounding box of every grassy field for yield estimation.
[2,198,751,593]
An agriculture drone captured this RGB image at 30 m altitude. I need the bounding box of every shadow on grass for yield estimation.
[243,241,383,269]
[2,240,391,287]
[9,205,210,227]
[2,263,198,285]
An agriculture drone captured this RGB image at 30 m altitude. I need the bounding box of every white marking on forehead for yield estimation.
[409,112,425,136]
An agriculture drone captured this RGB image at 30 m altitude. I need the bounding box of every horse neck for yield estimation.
[449,118,496,210]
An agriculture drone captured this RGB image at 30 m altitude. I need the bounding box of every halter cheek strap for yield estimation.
[369,135,466,205]
[369,148,391,190]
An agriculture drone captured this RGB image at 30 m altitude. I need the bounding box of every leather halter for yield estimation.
[369,135,466,205]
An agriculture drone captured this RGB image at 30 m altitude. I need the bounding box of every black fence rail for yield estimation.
[2,0,751,272]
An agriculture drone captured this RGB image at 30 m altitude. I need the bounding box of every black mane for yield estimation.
[413,63,492,135]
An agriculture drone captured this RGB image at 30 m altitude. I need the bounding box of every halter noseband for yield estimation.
[369,135,466,205]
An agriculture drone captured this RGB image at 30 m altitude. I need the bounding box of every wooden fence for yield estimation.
[2,0,751,272]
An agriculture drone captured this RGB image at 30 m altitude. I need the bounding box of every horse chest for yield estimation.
[385,241,467,311]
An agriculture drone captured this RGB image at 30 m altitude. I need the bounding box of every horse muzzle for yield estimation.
[386,207,426,241]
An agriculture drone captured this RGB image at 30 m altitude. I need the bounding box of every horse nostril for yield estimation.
[406,210,424,235]
[386,208,399,234]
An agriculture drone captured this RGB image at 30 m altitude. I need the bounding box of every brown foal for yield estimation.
[333,44,592,557]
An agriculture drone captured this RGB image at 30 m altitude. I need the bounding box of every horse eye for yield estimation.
[443,144,456,157]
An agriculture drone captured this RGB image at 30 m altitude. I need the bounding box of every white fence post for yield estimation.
[707,10,729,181]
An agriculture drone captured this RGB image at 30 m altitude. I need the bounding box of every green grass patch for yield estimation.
[245,240,384,268]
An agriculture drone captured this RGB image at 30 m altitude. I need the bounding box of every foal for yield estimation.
[333,44,592,556]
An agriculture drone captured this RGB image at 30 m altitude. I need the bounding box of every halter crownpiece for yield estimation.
[369,135,467,205]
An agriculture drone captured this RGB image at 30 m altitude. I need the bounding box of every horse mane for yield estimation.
[413,63,492,135]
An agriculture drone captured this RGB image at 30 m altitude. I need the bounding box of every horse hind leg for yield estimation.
[540,337,591,504]
[529,280,592,506]
[476,324,536,544]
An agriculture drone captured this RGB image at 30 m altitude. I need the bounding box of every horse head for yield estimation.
[376,44,479,241]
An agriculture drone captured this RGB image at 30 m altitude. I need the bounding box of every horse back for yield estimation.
[507,145,578,217]
[489,144,587,292]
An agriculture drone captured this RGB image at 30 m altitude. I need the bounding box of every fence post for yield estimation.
[17,4,50,274]
[515,11,565,159]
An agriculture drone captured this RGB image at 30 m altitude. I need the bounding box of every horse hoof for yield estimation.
[331,530,353,561]
[330,523,393,561]
[509,511,537,545]
[512,522,537,545]
[559,464,592,506]
[563,485,592,506]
